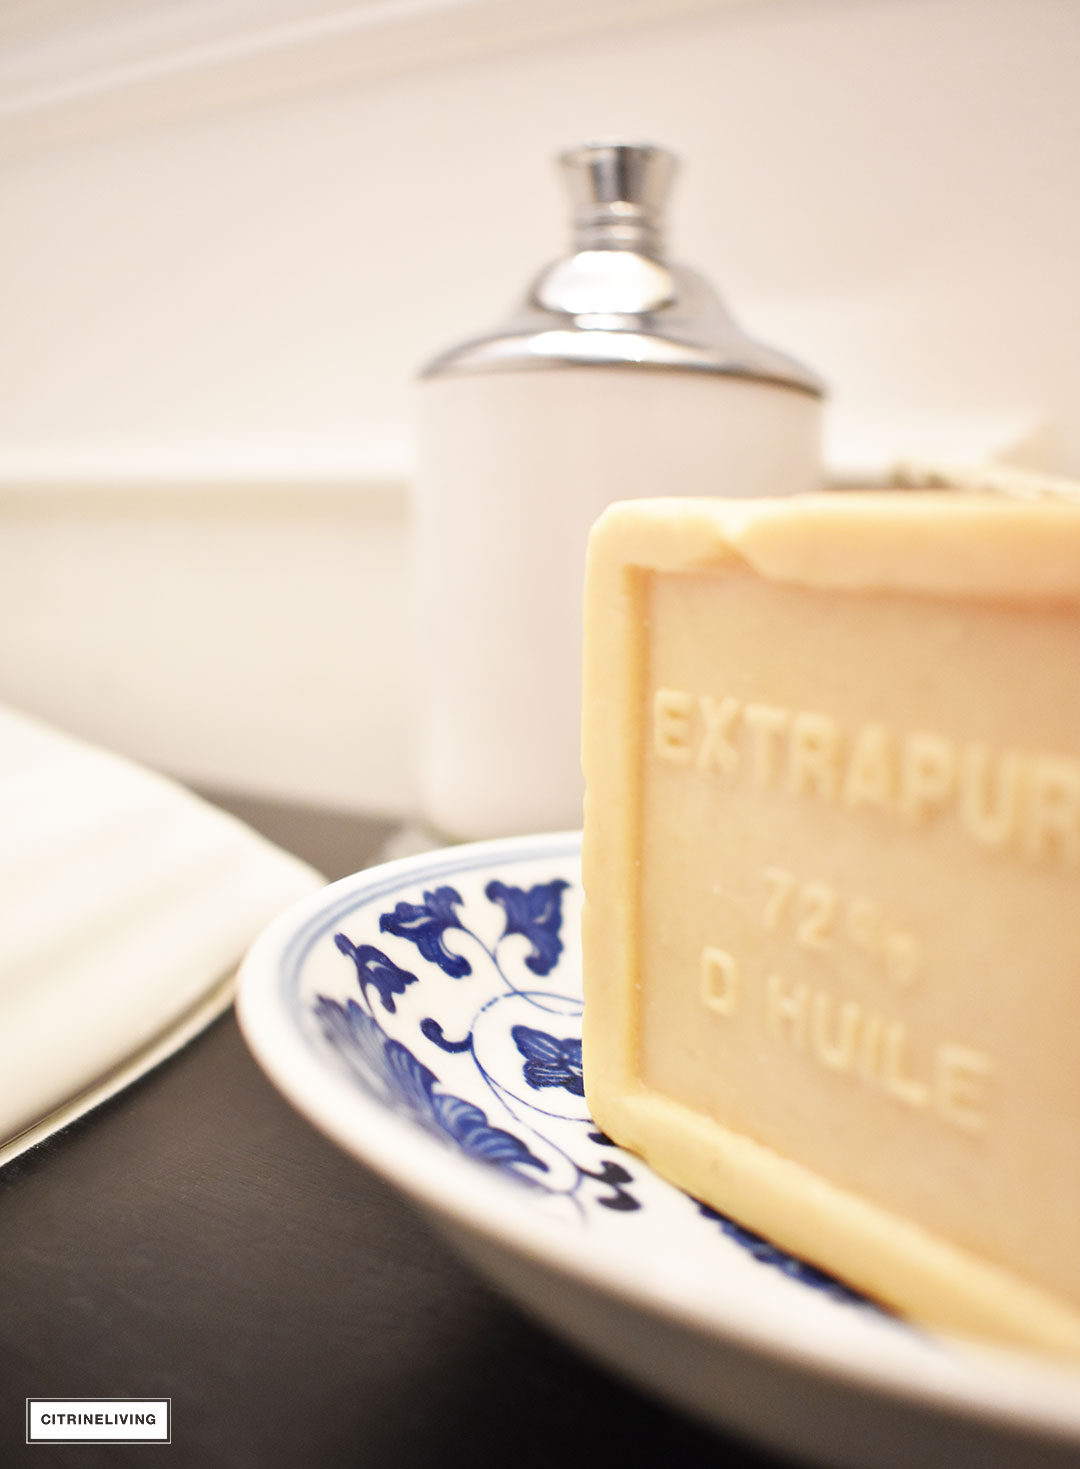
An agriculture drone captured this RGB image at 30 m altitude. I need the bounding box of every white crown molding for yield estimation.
[0,0,753,158]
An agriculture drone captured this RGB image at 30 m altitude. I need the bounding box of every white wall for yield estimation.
[0,0,1076,812]
[0,482,417,814]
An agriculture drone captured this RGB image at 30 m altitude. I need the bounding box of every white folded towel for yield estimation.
[0,705,323,1163]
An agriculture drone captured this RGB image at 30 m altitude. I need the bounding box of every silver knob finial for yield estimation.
[420,139,823,397]
[558,141,677,254]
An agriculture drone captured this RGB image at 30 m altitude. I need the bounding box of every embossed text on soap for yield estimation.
[698,862,993,1133]
[652,687,1080,867]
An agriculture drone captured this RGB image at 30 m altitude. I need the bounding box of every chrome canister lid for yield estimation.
[420,141,824,397]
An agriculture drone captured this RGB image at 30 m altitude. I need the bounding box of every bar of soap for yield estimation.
[581,492,1080,1356]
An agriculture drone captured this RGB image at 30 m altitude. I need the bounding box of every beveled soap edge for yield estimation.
[580,492,1080,1360]
[587,1086,1080,1358]
[604,492,1080,603]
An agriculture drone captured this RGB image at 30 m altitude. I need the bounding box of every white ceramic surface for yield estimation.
[236,833,1080,1469]
[414,369,820,840]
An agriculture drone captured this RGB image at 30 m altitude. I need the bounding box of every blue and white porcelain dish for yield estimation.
[237,833,1080,1469]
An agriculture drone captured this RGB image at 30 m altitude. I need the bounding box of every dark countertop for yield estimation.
[0,792,785,1469]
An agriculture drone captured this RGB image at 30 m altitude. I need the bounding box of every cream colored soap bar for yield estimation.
[581,492,1080,1356]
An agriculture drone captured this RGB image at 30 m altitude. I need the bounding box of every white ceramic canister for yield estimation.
[414,142,824,840]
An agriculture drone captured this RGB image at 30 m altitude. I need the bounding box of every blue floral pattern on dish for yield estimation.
[314,991,547,1178]
[316,878,635,1212]
[311,856,885,1313]
[486,878,570,976]
[333,934,417,1013]
[697,1204,872,1306]
[379,886,473,978]
[512,1025,584,1097]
